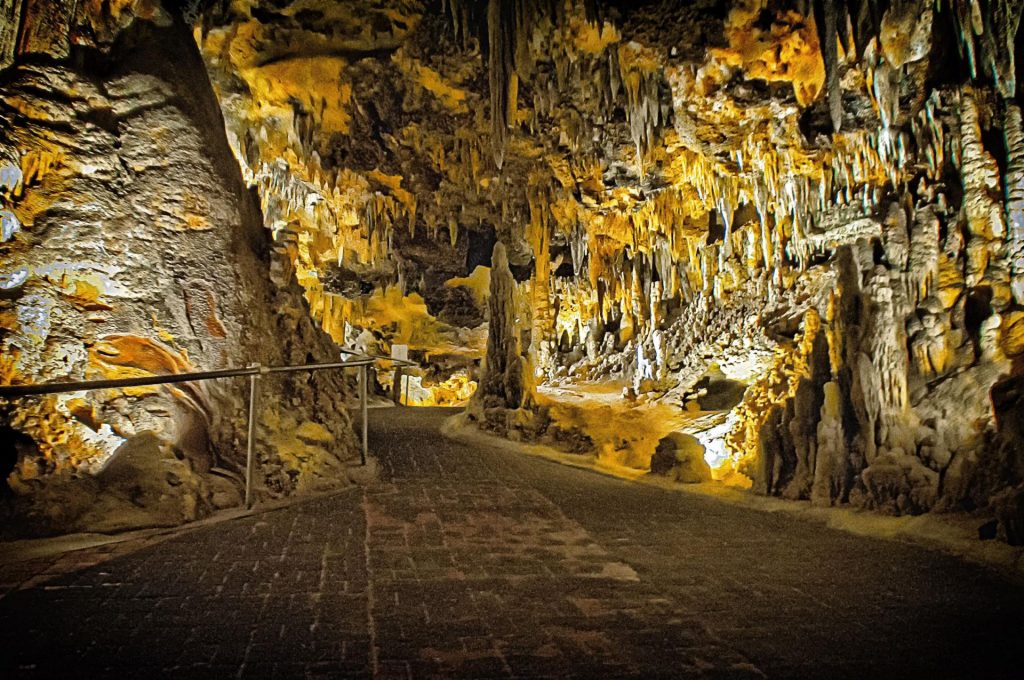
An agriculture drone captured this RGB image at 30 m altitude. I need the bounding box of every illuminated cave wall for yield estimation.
[0,2,357,535]
[194,0,498,405]
[193,0,1024,539]
[3,0,1024,541]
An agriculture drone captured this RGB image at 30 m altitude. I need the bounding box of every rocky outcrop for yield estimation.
[0,8,357,536]
[650,432,712,484]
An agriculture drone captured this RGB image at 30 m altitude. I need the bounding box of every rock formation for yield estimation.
[0,3,357,536]
[475,242,532,409]
[2,0,1024,544]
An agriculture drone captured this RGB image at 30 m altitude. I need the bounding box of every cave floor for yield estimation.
[2,407,1024,679]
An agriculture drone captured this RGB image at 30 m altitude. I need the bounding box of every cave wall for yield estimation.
[4,0,1024,539]
[185,0,1024,539]
[0,2,357,535]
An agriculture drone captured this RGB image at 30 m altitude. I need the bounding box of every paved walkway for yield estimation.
[1,407,1022,678]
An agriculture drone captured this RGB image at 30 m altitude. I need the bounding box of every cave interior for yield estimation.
[0,0,1023,548]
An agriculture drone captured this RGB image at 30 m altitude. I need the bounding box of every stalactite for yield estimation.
[0,0,21,71]
[487,0,516,169]
[865,39,900,139]
[913,91,947,180]
[618,42,665,172]
[979,0,1024,98]
[846,0,879,56]
[814,0,843,133]
[950,0,983,79]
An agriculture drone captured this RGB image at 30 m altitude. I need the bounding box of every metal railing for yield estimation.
[338,348,418,454]
[0,350,417,508]
[339,347,419,406]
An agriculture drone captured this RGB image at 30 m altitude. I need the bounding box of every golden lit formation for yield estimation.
[0,0,1023,544]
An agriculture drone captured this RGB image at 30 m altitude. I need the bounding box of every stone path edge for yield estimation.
[0,476,370,584]
[441,412,1024,581]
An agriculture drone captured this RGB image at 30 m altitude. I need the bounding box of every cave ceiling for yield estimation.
[188,0,961,384]
[186,10,764,321]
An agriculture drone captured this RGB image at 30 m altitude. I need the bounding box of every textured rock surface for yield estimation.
[193,0,1024,540]
[650,431,712,484]
[0,8,357,535]
[4,0,1024,544]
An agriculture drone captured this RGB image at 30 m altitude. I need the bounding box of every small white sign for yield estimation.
[391,344,409,362]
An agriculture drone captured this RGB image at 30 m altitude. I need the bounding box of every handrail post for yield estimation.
[359,363,368,466]
[245,364,261,509]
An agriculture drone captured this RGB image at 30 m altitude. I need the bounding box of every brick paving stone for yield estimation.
[0,406,1023,678]
[0,490,369,679]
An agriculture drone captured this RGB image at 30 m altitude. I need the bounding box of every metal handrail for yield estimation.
[338,346,418,367]
[0,359,373,398]
[0,356,395,508]
[338,347,421,405]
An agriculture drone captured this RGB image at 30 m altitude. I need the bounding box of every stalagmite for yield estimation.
[959,87,1006,287]
[1005,101,1024,303]
[475,241,530,410]
[811,381,846,506]
[909,204,941,302]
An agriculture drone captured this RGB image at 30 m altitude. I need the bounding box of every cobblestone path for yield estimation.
[1,407,1022,678]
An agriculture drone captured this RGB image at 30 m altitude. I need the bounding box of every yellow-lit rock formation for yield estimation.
[3,0,1024,543]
